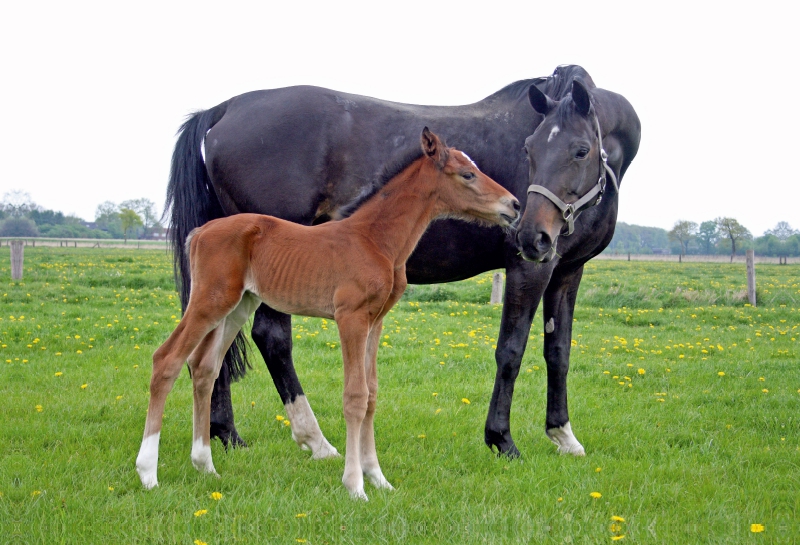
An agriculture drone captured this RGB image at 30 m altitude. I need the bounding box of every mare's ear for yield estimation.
[421,127,448,169]
[571,79,592,116]
[528,84,556,115]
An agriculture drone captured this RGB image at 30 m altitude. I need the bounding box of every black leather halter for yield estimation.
[527,114,618,236]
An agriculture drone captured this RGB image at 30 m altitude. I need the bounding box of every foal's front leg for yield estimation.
[358,317,393,491]
[336,310,371,500]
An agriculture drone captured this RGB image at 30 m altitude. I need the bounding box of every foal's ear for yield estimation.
[421,127,448,168]
[571,79,592,116]
[528,84,556,115]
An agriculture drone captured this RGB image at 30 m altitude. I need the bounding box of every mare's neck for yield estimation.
[344,160,440,267]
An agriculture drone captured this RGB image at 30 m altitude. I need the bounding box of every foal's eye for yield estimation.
[462,172,476,181]
[575,147,590,159]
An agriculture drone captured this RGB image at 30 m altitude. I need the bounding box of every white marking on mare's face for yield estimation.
[547,126,560,143]
[460,151,478,168]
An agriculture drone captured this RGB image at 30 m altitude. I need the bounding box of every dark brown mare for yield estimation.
[166,65,641,458]
[138,129,520,499]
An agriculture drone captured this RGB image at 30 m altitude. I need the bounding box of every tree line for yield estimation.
[606,218,799,261]
[0,191,163,242]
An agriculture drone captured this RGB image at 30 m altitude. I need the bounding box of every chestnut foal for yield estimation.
[136,128,520,499]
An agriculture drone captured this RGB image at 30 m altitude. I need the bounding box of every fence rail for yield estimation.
[596,253,799,265]
[0,237,168,250]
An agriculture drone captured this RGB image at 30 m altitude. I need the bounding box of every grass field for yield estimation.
[2,248,797,543]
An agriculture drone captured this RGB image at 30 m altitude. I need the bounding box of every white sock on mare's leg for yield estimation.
[285,395,339,459]
[546,422,586,456]
[136,432,161,489]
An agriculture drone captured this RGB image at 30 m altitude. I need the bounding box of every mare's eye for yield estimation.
[575,147,590,159]
[462,172,476,181]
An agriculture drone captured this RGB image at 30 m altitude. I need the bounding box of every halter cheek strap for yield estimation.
[527,113,618,236]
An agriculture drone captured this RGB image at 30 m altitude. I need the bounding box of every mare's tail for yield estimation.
[164,103,251,380]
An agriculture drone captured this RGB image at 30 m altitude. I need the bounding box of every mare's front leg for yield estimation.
[250,304,338,458]
[335,309,371,500]
[542,265,586,455]
[485,257,554,457]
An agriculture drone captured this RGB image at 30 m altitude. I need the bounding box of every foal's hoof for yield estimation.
[546,422,586,456]
[349,488,369,501]
[211,423,248,450]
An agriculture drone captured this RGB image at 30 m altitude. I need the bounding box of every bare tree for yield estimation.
[765,221,798,241]
[715,217,751,262]
[668,220,697,262]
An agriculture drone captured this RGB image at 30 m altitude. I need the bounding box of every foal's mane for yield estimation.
[337,146,425,219]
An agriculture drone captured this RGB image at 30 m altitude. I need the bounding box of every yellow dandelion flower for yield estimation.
[210,492,223,500]
[461,398,470,404]
[284,419,291,426]
[54,372,62,377]
[750,523,765,533]
[611,516,625,522]
[758,377,765,382]
[637,368,645,375]
[762,389,769,394]
[296,513,307,518]
[276,415,285,421]
[718,371,725,377]
[296,540,307,544]
[595,467,602,472]
[31,490,41,496]
[590,491,602,499]
[108,486,114,491]
[418,434,426,439]
[194,509,208,517]
[557,497,563,502]
[611,535,626,541]
[194,540,208,545]
[610,523,622,532]
[432,392,438,397]
[35,405,43,412]
[81,384,87,389]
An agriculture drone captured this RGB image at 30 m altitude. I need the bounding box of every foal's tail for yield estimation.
[164,102,251,380]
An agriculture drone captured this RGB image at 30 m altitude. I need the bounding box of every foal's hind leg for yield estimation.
[190,294,261,476]
[136,314,221,489]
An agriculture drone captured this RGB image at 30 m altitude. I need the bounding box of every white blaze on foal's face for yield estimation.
[459,151,477,168]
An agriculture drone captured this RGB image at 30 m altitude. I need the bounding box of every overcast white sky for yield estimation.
[1,0,797,236]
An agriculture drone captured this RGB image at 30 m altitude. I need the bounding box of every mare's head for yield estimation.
[421,127,520,228]
[516,79,609,262]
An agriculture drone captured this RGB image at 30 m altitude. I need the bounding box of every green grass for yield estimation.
[2,248,797,543]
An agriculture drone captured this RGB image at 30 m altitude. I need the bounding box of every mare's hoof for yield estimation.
[211,423,248,450]
[485,429,521,459]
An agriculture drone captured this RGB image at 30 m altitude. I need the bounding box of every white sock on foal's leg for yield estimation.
[191,438,218,475]
[136,432,161,489]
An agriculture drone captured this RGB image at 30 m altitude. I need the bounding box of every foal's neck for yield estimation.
[344,160,441,266]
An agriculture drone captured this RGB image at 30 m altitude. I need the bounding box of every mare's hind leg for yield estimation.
[136,312,222,489]
[250,305,338,458]
[190,293,262,476]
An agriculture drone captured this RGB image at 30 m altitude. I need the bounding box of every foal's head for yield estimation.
[421,128,520,228]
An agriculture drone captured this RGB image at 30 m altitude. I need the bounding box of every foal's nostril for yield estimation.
[512,200,521,213]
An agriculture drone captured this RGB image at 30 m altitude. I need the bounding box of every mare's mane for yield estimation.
[337,146,425,219]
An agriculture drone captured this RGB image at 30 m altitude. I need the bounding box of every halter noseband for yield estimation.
[526,113,619,236]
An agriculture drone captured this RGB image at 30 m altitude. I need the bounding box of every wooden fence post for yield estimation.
[490,272,504,304]
[11,240,24,280]
[746,249,756,306]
